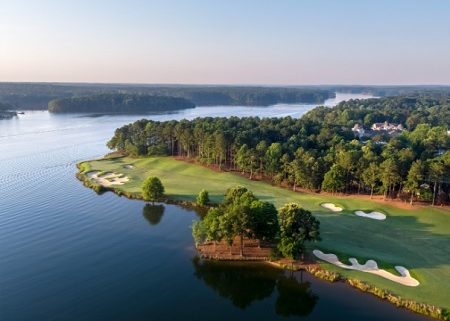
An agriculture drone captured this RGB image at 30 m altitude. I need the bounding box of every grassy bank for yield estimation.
[78,156,450,312]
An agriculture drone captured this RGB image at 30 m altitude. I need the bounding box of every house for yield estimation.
[351,123,365,138]
[352,121,404,139]
[371,121,404,133]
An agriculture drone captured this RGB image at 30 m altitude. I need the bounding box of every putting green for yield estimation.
[79,156,450,309]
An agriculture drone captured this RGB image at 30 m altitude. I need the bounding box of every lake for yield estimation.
[0,93,432,320]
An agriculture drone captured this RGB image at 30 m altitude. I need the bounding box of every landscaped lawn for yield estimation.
[80,156,450,309]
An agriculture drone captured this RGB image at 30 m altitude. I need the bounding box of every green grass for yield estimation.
[80,156,450,309]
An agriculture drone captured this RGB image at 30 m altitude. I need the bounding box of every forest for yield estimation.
[48,94,195,113]
[3,82,450,110]
[107,95,450,205]
[0,83,334,109]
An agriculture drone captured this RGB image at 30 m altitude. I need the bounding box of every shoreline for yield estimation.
[194,252,447,320]
[75,159,449,320]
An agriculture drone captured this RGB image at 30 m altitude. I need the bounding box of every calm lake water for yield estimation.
[0,94,431,320]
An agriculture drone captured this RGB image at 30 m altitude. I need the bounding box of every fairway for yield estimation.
[80,156,450,309]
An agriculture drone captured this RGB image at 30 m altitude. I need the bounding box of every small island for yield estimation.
[48,93,195,113]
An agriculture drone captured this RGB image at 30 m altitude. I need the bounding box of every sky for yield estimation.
[1,0,449,85]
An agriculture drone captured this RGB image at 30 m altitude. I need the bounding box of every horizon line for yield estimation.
[1,81,450,87]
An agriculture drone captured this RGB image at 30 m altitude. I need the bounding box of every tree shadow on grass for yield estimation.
[192,257,318,316]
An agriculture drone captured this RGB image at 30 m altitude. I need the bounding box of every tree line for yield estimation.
[0,82,334,109]
[107,95,450,205]
[48,93,195,113]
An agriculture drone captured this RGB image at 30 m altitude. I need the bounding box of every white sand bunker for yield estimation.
[87,171,129,187]
[354,210,386,220]
[313,250,419,287]
[123,164,134,169]
[321,203,343,212]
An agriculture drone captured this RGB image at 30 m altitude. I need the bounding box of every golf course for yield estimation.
[78,156,450,311]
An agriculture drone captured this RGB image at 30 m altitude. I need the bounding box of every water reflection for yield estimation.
[192,258,318,316]
[275,274,317,317]
[142,204,165,225]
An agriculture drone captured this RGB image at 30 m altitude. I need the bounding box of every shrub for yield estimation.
[142,176,165,202]
[196,189,210,206]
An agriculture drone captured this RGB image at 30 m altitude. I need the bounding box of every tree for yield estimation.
[196,189,210,206]
[142,176,165,203]
[361,163,379,198]
[255,140,268,176]
[405,160,425,205]
[249,200,279,242]
[265,143,282,177]
[124,140,139,156]
[219,188,257,256]
[380,159,401,200]
[235,144,250,174]
[428,160,445,206]
[192,207,223,246]
[321,165,346,194]
[214,131,227,168]
[278,203,320,259]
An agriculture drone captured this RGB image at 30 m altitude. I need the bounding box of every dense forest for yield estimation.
[3,82,450,110]
[107,95,450,205]
[0,83,334,109]
[326,85,450,98]
[48,94,195,113]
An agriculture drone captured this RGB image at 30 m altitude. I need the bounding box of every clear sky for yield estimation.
[1,0,449,85]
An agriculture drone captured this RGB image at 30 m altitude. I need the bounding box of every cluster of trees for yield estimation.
[107,96,450,205]
[48,93,195,113]
[307,95,449,130]
[0,82,334,109]
[193,186,320,259]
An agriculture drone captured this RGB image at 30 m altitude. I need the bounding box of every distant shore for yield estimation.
[0,111,17,119]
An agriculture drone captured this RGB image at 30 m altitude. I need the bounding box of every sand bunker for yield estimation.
[123,164,134,169]
[87,171,129,187]
[354,210,386,220]
[321,203,343,212]
[313,250,419,286]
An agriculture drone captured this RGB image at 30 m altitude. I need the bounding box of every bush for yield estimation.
[142,176,165,202]
[196,189,210,206]
[305,266,341,282]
